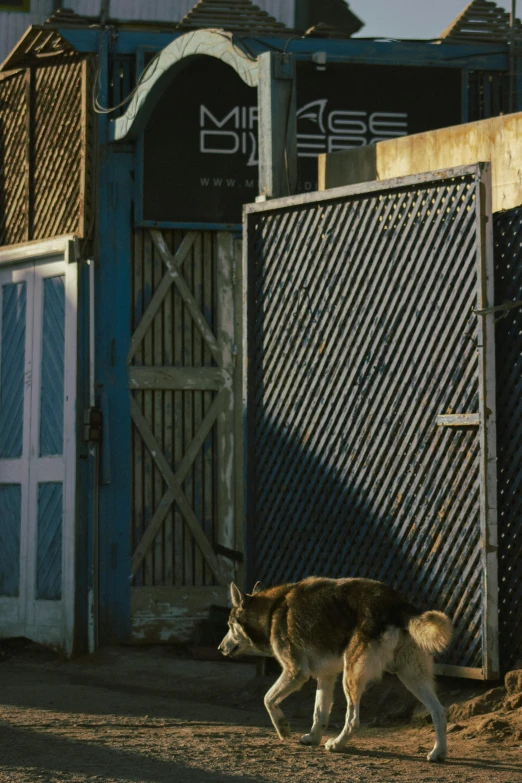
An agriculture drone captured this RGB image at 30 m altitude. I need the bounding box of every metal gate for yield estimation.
[128,228,242,642]
[494,205,522,673]
[244,164,498,679]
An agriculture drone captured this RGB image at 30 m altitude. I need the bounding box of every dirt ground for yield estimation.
[0,641,521,783]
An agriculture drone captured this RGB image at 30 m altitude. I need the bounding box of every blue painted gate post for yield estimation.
[95,143,133,644]
[94,29,133,643]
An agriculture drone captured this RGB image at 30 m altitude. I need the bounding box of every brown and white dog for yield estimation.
[218,577,452,762]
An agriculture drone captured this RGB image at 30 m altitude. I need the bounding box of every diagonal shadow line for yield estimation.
[333,744,522,772]
[0,722,268,783]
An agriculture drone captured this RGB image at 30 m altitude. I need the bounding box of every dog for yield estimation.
[218,576,452,762]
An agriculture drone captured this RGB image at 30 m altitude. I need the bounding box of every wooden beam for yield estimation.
[436,413,480,427]
[434,664,485,680]
[131,585,230,644]
[25,66,34,241]
[257,51,297,199]
[128,366,230,391]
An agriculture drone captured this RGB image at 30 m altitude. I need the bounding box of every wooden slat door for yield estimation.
[129,229,241,643]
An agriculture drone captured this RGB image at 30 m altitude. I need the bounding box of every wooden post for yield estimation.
[25,66,34,241]
[257,51,297,200]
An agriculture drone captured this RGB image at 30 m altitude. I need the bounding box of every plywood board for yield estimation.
[319,112,522,214]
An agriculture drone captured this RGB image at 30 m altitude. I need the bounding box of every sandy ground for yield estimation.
[0,642,521,783]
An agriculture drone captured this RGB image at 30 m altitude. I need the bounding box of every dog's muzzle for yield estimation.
[218,630,241,657]
[218,641,239,657]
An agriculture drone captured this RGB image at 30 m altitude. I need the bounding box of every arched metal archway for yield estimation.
[110,28,296,199]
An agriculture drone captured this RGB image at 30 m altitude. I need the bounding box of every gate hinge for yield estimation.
[472,299,522,322]
[84,407,103,443]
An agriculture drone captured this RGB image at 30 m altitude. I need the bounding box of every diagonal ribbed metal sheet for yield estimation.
[0,71,27,247]
[244,164,497,676]
[33,61,84,241]
[494,205,522,673]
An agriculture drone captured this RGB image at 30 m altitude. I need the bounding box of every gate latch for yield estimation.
[84,407,103,443]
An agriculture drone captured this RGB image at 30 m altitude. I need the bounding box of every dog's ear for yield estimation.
[252,581,265,595]
[230,582,246,608]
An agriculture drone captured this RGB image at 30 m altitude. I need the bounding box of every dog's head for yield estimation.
[218,581,265,657]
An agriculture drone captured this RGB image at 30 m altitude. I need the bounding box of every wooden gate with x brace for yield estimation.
[127,228,243,642]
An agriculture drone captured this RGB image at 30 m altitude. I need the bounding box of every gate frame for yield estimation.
[242,163,499,680]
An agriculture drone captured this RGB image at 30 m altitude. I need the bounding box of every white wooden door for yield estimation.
[0,245,77,653]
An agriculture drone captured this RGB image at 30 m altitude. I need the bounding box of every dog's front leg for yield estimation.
[264,669,307,740]
[300,675,336,746]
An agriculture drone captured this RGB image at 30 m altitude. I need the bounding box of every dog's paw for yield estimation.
[299,733,320,746]
[427,747,447,763]
[325,738,344,753]
[276,718,291,740]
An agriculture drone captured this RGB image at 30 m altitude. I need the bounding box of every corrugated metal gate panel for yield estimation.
[494,205,522,672]
[245,165,497,675]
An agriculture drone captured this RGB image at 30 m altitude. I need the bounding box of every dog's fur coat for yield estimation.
[218,577,452,762]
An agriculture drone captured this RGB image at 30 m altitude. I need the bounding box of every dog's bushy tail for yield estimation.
[407,611,452,655]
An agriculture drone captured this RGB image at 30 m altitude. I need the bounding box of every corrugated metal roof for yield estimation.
[0,24,77,72]
[440,0,522,43]
[178,0,291,35]
[0,2,296,66]
[0,0,53,68]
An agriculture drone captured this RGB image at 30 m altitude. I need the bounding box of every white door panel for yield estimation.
[0,246,77,653]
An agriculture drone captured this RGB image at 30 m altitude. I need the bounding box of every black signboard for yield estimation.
[142,56,461,226]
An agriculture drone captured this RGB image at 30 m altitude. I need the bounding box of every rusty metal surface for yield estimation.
[494,205,522,672]
[245,166,495,671]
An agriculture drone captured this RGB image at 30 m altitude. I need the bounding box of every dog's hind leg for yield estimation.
[325,635,388,753]
[300,674,336,746]
[395,641,447,762]
[264,668,308,740]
